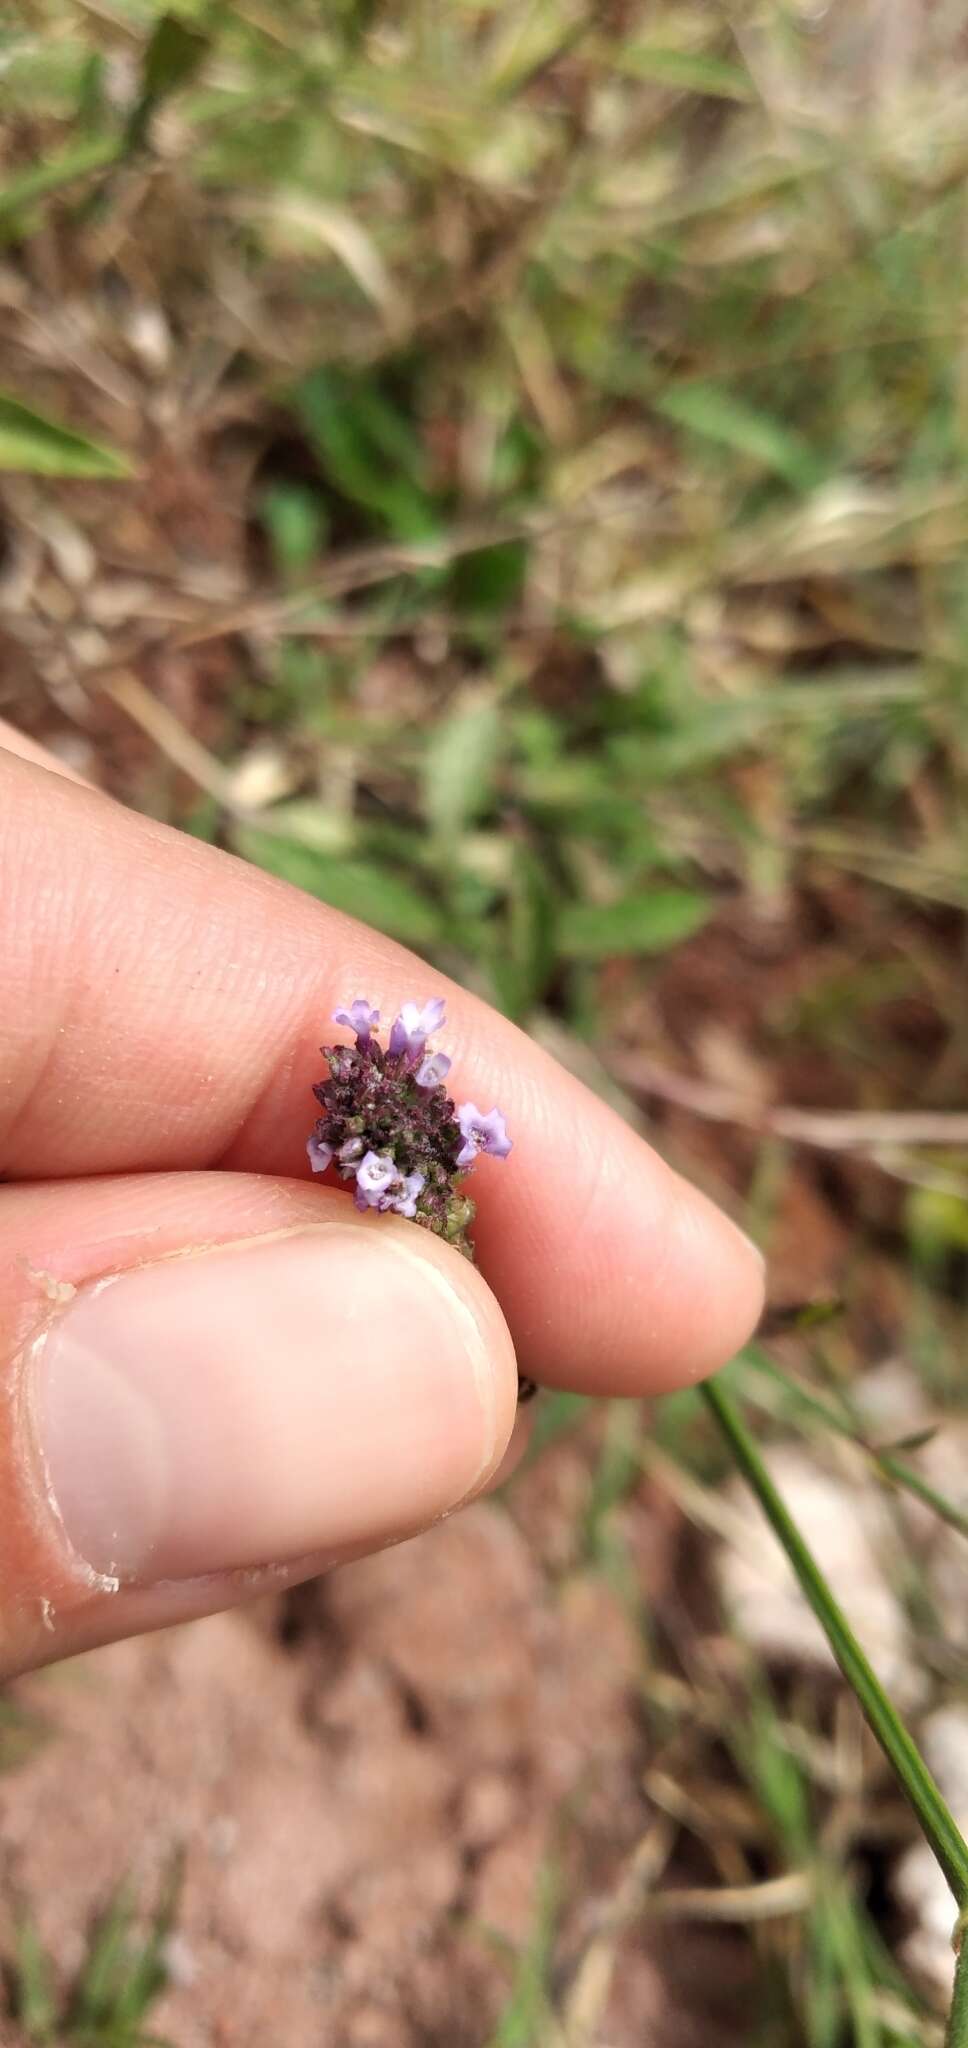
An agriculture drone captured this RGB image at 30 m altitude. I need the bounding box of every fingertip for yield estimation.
[475,1091,766,1398]
[649,1172,766,1391]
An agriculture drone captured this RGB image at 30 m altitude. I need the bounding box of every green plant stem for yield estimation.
[0,137,121,224]
[744,1345,968,1542]
[946,1937,968,2048]
[700,1377,968,1908]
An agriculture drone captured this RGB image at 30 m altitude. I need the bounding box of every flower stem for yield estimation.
[946,1935,968,2047]
[700,1377,968,1907]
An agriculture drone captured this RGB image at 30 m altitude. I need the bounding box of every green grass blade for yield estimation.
[655,381,825,491]
[482,1860,562,2048]
[0,138,120,224]
[11,1919,58,2044]
[232,827,444,948]
[0,394,131,479]
[701,1377,968,1907]
[557,889,711,961]
[947,1941,968,2047]
[742,1347,968,1542]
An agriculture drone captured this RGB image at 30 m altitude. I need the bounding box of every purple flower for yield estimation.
[354,1149,397,1207]
[415,1050,452,1089]
[309,993,510,1264]
[333,999,380,1045]
[353,1150,425,1220]
[389,997,447,1059]
[456,1103,512,1168]
[390,1170,425,1220]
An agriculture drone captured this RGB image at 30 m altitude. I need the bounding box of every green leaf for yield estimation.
[656,381,824,491]
[124,13,210,149]
[907,1187,968,1259]
[482,1861,562,2048]
[12,1920,58,2043]
[234,828,443,947]
[489,846,556,1018]
[66,1854,183,2041]
[295,367,439,541]
[614,42,754,100]
[885,1425,941,1455]
[141,13,209,102]
[0,394,132,478]
[451,539,528,615]
[422,689,503,843]
[729,1680,811,1856]
[557,888,711,960]
[0,137,121,227]
[261,482,328,580]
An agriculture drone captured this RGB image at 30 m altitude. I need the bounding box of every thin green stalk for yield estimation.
[947,1937,968,2048]
[876,1453,968,1544]
[700,1377,968,1908]
[0,138,121,224]
[744,1345,968,1543]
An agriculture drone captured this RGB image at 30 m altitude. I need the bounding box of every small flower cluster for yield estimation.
[307,997,511,1260]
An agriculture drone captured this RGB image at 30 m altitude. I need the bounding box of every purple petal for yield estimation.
[419,997,447,1036]
[333,999,380,1044]
[307,1136,334,1174]
[415,1051,452,1088]
[456,1102,512,1164]
[390,1170,425,1220]
[389,996,448,1060]
[355,1149,397,1203]
[388,1013,411,1057]
[478,1108,512,1159]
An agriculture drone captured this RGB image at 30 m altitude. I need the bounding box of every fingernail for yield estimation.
[28,1226,509,1585]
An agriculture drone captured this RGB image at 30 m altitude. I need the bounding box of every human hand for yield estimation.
[0,725,764,1677]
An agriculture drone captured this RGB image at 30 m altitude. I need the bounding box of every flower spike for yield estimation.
[306,996,510,1264]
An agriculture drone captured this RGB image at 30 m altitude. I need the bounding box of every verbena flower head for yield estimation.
[306,996,511,1260]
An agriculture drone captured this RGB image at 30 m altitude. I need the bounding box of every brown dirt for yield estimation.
[0,1479,758,2048]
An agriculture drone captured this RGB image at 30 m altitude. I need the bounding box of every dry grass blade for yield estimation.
[612,1052,968,1151]
[560,1819,675,2048]
[646,1870,814,1923]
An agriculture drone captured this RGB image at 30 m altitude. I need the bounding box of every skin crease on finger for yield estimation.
[0,1175,524,1677]
[0,747,765,1398]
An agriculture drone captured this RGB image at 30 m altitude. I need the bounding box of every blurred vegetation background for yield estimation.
[2,3,968,2044]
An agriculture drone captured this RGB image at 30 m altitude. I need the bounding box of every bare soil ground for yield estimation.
[0,1479,758,2048]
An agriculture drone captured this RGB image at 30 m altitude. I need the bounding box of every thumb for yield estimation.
[1,1174,517,1676]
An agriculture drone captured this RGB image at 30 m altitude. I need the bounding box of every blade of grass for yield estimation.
[0,137,121,225]
[740,1346,968,1544]
[0,394,132,479]
[700,1377,968,1909]
[947,1941,968,2048]
[11,1919,57,2045]
[480,1860,564,2048]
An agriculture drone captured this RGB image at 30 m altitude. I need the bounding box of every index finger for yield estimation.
[0,743,764,1393]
